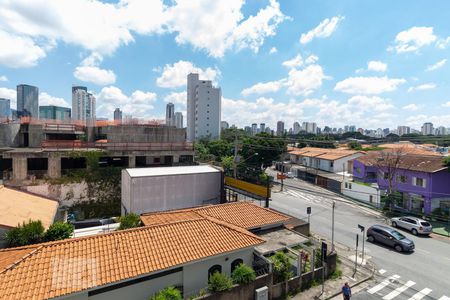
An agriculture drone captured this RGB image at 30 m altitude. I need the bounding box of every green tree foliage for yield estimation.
[341,132,367,140]
[208,272,233,292]
[44,222,74,241]
[231,264,256,284]
[208,139,233,159]
[150,287,182,300]
[221,156,234,175]
[194,142,214,162]
[347,141,362,150]
[443,156,450,169]
[5,220,45,247]
[118,213,142,230]
[270,252,293,284]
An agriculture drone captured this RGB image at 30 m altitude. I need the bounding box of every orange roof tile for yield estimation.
[140,202,291,229]
[0,218,264,299]
[288,147,362,160]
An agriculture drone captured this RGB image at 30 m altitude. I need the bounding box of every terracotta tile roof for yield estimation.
[0,218,264,300]
[141,202,291,230]
[0,186,58,229]
[289,147,362,160]
[378,143,442,156]
[356,152,447,173]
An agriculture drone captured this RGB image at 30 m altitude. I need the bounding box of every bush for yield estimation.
[44,222,74,242]
[270,252,292,284]
[231,264,256,284]
[208,272,233,293]
[118,213,142,230]
[5,220,45,247]
[150,287,182,300]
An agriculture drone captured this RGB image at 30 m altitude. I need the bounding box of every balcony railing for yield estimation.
[41,140,194,151]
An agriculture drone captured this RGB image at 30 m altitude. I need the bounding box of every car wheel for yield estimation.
[412,229,418,236]
[391,221,397,227]
[368,235,375,243]
[394,244,403,252]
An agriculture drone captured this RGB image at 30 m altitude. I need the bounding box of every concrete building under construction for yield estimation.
[0,117,194,182]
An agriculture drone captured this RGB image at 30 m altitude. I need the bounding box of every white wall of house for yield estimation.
[290,153,363,174]
[342,181,381,206]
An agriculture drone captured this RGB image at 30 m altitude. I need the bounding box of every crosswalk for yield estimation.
[282,188,332,208]
[360,270,449,300]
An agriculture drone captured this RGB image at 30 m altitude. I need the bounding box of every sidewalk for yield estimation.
[291,244,374,299]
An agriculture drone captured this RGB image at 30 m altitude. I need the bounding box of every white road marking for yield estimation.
[438,297,450,300]
[408,288,432,300]
[367,275,400,294]
[382,280,416,300]
[379,269,386,275]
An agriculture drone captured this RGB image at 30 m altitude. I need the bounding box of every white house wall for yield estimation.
[342,181,380,206]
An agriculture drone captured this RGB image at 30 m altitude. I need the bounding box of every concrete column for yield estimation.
[128,155,136,168]
[48,156,61,179]
[145,156,153,165]
[12,156,27,180]
[172,155,180,164]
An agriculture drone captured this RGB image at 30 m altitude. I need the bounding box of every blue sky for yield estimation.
[0,0,450,130]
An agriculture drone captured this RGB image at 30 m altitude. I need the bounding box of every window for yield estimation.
[349,183,352,189]
[413,177,426,188]
[367,172,376,179]
[369,195,373,203]
[330,161,334,168]
[208,265,222,278]
[396,175,407,183]
[231,259,243,273]
[383,172,389,180]
[345,182,348,188]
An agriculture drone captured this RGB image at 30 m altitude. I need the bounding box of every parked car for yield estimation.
[391,216,433,235]
[367,225,415,252]
[286,172,294,178]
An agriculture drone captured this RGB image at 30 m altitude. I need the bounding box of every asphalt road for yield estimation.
[269,175,450,299]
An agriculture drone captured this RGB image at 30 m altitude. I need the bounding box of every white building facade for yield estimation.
[72,86,96,121]
[187,73,221,141]
[175,112,183,128]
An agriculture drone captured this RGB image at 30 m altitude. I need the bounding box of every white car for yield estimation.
[285,172,294,178]
[391,216,433,235]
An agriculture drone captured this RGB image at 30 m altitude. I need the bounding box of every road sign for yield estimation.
[307,207,311,215]
[321,242,328,263]
[358,224,365,232]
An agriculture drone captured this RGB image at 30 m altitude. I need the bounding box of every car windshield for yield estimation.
[420,222,431,227]
[391,230,406,240]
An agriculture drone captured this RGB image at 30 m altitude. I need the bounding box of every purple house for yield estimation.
[353,153,450,215]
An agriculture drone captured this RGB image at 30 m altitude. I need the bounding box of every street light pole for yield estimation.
[331,201,336,253]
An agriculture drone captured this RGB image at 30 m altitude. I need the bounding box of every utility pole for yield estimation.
[331,201,336,253]
[233,132,238,178]
[358,224,365,265]
[354,234,359,276]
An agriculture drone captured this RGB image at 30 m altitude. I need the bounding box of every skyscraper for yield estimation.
[0,98,11,119]
[114,108,123,121]
[276,121,284,136]
[397,126,410,136]
[186,73,221,140]
[166,102,175,126]
[421,122,434,135]
[39,105,71,120]
[293,122,301,134]
[302,122,317,134]
[17,84,39,118]
[175,112,183,128]
[260,123,265,133]
[251,123,257,135]
[72,86,96,121]
[221,121,229,131]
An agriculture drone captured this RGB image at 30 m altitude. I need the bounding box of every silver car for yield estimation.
[391,216,433,235]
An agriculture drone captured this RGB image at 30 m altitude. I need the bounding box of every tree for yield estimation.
[150,287,182,300]
[208,272,233,292]
[118,213,142,230]
[208,139,233,159]
[443,156,450,171]
[5,220,45,247]
[231,264,256,284]
[221,156,234,175]
[194,142,214,162]
[44,222,74,241]
[270,251,292,284]
[347,141,362,150]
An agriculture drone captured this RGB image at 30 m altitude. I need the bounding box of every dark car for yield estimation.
[367,225,415,252]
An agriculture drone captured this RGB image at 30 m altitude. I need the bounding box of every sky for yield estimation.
[0,0,450,131]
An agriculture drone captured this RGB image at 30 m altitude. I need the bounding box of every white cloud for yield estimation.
[286,64,329,96]
[166,0,287,57]
[407,83,436,92]
[300,16,344,44]
[164,92,187,107]
[0,87,16,107]
[405,114,450,128]
[282,54,303,69]
[73,53,116,86]
[305,55,319,65]
[367,61,387,72]
[269,47,277,54]
[0,29,47,68]
[389,26,437,53]
[347,95,394,112]
[241,80,283,96]
[442,101,450,108]
[437,36,450,49]
[334,76,406,94]
[426,59,447,71]
[156,60,220,88]
[0,76,7,82]
[39,92,70,107]
[96,86,157,118]
[402,103,420,111]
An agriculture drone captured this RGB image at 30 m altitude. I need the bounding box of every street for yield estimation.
[269,176,450,299]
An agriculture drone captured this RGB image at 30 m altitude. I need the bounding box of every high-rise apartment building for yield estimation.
[260,123,265,133]
[175,112,183,129]
[166,102,175,126]
[186,73,221,140]
[114,108,123,121]
[17,84,39,118]
[72,86,96,121]
[39,105,71,120]
[0,98,11,119]
[302,122,317,134]
[220,121,229,131]
[293,122,301,134]
[397,126,411,136]
[437,126,447,136]
[276,121,284,136]
[421,122,434,135]
[251,123,258,135]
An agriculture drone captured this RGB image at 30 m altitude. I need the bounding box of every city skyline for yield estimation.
[0,1,449,129]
